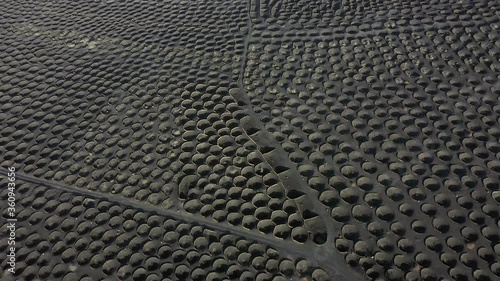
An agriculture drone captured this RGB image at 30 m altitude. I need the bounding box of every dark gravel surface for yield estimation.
[1,0,500,280]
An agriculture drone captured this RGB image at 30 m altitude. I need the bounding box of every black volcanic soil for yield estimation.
[1,0,500,281]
